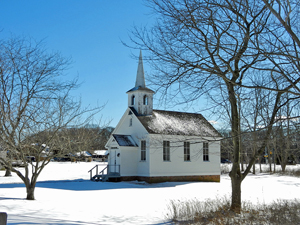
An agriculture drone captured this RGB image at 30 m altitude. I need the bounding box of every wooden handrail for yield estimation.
[88,165,98,173]
[88,164,108,180]
[88,164,120,181]
[99,166,107,176]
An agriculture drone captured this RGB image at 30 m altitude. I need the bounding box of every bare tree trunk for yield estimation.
[228,83,242,213]
[26,185,35,200]
[245,154,249,170]
[252,146,257,174]
[241,155,244,171]
[4,160,12,177]
[273,138,277,173]
[273,147,276,173]
[239,129,244,172]
[230,166,242,212]
[281,160,287,172]
[13,164,38,200]
[259,156,262,173]
[4,168,12,177]
[268,145,272,173]
[20,171,37,200]
[279,128,288,172]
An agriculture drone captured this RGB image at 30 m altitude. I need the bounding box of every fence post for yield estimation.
[0,212,7,225]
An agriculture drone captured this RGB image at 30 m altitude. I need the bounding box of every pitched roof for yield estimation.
[135,50,145,88]
[126,86,155,93]
[126,50,155,94]
[76,151,92,157]
[130,108,221,137]
[113,134,138,146]
[93,150,108,156]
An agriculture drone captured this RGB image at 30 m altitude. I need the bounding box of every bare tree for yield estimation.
[53,124,112,161]
[0,37,105,200]
[127,0,300,212]
[261,0,300,169]
[271,96,300,171]
[261,0,300,95]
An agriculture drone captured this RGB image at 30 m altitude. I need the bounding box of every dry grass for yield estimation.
[170,164,300,224]
[166,197,300,224]
[278,166,300,177]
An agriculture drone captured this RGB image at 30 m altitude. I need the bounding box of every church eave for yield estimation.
[126,86,155,93]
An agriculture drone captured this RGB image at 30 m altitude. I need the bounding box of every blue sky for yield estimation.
[0,0,216,128]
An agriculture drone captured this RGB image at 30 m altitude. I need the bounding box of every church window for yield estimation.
[203,142,209,161]
[143,95,148,105]
[163,141,170,161]
[141,140,146,161]
[131,95,135,105]
[184,142,190,161]
[129,118,132,127]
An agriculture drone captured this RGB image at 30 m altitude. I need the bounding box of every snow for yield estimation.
[148,110,220,137]
[93,150,108,156]
[0,162,300,224]
[75,151,92,157]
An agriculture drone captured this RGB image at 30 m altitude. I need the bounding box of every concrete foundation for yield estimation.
[119,175,220,183]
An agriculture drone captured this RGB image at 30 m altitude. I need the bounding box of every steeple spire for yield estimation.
[127,50,155,116]
[135,50,146,88]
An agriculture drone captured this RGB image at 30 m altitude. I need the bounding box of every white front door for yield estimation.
[109,148,120,173]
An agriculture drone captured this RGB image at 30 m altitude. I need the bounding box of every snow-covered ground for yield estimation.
[0,162,300,225]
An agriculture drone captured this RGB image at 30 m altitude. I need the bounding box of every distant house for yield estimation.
[92,150,108,162]
[92,51,222,183]
[76,151,92,161]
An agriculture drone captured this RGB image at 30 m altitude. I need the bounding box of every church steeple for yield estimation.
[135,50,146,88]
[126,50,155,116]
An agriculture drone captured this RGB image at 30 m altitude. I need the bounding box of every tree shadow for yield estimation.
[7,214,103,225]
[275,178,300,187]
[8,213,174,225]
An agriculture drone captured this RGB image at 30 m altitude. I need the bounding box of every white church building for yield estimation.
[93,51,221,183]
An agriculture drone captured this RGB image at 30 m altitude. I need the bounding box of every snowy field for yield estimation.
[0,162,300,225]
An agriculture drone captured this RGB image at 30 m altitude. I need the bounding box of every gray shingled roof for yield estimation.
[130,108,221,137]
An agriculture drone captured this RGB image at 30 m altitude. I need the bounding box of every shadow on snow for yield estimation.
[8,214,174,225]
[0,179,193,191]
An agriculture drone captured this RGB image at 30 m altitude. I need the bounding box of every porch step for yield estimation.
[91,174,103,182]
[88,164,121,182]
[91,173,120,182]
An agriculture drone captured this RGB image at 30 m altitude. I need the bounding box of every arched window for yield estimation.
[131,95,135,105]
[143,95,148,105]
